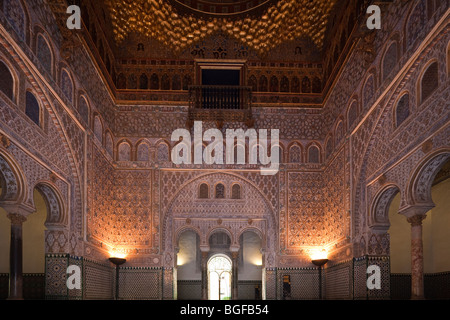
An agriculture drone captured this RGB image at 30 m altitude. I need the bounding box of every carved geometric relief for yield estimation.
[3,0,26,40]
[0,154,19,201]
[287,170,324,247]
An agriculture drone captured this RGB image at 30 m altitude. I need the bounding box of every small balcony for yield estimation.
[188,85,252,123]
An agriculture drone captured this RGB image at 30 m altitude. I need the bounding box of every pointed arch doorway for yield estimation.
[208,254,232,300]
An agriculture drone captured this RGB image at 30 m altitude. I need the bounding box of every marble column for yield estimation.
[231,251,239,300]
[400,205,433,300]
[200,249,209,300]
[407,214,427,300]
[7,212,27,300]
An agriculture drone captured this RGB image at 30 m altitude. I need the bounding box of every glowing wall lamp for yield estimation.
[109,251,127,300]
[311,248,328,300]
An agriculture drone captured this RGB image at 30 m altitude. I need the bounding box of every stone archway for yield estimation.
[407,149,450,207]
[367,184,400,255]
[0,150,33,300]
[161,171,277,299]
[399,149,450,299]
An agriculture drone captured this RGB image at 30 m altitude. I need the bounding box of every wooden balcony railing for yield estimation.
[188,85,252,122]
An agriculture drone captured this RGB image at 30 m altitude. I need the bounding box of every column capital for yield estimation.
[398,203,434,220]
[7,213,27,225]
[407,214,427,226]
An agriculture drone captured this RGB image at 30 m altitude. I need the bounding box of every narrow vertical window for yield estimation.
[215,183,225,199]
[395,94,410,127]
[420,62,438,103]
[231,184,241,199]
[0,61,14,101]
[199,183,209,199]
[25,91,40,126]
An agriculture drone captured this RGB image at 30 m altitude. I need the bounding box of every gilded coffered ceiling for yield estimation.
[104,0,339,56]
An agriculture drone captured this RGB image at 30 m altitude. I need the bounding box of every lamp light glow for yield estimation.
[310,248,328,261]
[109,248,127,259]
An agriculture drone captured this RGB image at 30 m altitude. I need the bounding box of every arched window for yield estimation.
[215,183,225,199]
[382,42,398,82]
[420,61,438,104]
[363,75,375,110]
[291,76,300,93]
[117,73,126,89]
[136,142,150,161]
[118,141,131,161]
[25,91,40,126]
[406,0,427,48]
[289,145,302,163]
[161,74,170,90]
[308,145,320,163]
[157,143,169,162]
[347,101,358,129]
[199,183,209,199]
[78,96,89,125]
[270,76,279,92]
[36,34,52,76]
[182,74,192,91]
[105,132,113,157]
[231,184,241,199]
[301,76,311,93]
[93,115,103,142]
[280,76,289,92]
[259,76,268,92]
[312,77,321,93]
[139,73,148,89]
[60,69,73,103]
[128,74,137,89]
[395,93,410,128]
[3,0,26,41]
[248,75,257,92]
[271,145,283,164]
[0,61,14,101]
[172,74,181,90]
[150,73,159,90]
